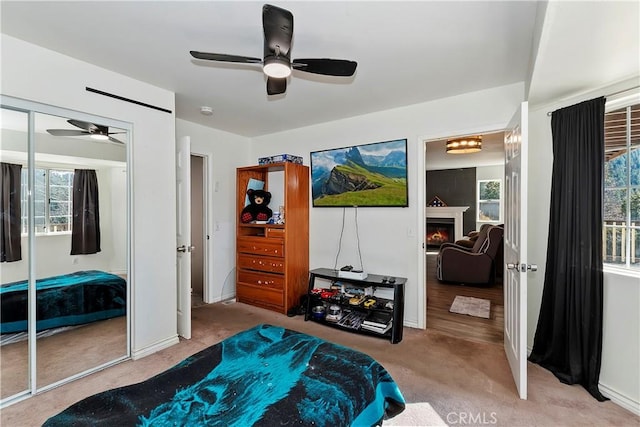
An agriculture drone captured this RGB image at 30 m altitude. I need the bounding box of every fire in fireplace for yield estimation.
[426,218,455,248]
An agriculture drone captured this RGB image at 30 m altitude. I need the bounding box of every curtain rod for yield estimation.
[546,85,640,116]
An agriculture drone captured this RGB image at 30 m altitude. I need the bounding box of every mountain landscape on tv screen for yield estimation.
[311,140,408,207]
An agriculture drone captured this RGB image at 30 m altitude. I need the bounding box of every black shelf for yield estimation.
[304,268,406,344]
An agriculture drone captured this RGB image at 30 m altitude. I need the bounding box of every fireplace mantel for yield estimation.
[426,206,469,241]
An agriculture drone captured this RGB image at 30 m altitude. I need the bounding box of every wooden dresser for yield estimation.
[235,162,309,314]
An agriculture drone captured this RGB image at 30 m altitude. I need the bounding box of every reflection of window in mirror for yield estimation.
[21,168,74,234]
[477,179,502,223]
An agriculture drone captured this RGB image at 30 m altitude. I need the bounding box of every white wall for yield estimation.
[527,77,640,413]
[252,83,525,328]
[601,271,640,414]
[1,34,178,357]
[108,166,128,273]
[175,118,251,303]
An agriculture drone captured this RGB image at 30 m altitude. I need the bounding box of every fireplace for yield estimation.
[425,206,469,250]
[426,218,455,249]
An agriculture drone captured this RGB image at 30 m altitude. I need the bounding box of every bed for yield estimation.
[44,324,405,426]
[0,270,126,334]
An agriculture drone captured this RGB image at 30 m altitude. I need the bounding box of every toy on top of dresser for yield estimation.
[240,189,273,223]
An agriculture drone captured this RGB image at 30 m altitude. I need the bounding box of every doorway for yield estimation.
[190,154,207,308]
[424,131,505,344]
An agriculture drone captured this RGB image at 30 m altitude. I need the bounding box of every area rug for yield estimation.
[449,296,491,319]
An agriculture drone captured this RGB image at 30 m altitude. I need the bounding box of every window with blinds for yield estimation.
[603,103,639,269]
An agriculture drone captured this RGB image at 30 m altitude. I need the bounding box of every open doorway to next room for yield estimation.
[191,154,207,307]
[424,131,505,344]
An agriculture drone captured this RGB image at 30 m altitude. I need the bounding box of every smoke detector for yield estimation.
[200,106,213,116]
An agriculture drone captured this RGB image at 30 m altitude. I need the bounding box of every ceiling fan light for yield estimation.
[90,133,109,141]
[446,136,482,154]
[263,57,291,78]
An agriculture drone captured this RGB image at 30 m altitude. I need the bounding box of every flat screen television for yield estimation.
[310,138,408,207]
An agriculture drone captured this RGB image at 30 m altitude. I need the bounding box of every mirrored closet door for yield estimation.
[0,107,30,400]
[0,100,130,404]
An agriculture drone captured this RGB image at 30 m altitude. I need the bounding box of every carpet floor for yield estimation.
[1,301,637,426]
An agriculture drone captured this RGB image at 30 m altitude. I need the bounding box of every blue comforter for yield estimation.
[44,324,405,426]
[1,270,126,333]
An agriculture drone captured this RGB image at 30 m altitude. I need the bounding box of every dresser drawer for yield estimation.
[237,237,284,257]
[236,284,283,309]
[238,253,285,274]
[265,227,285,239]
[237,270,284,289]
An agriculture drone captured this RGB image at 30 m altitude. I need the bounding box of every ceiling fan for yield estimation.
[47,119,125,144]
[190,3,357,95]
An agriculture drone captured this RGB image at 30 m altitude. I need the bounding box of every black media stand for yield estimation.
[305,268,406,344]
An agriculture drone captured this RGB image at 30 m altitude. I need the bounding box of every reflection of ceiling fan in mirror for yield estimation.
[46,119,125,144]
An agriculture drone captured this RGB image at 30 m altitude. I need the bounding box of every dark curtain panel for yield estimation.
[71,169,101,255]
[1,162,23,262]
[529,97,607,401]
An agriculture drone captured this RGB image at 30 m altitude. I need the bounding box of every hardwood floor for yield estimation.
[426,253,504,344]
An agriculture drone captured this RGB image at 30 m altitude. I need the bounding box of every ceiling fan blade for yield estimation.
[190,51,262,64]
[267,77,287,95]
[47,129,90,137]
[263,4,293,59]
[67,119,101,132]
[292,59,357,77]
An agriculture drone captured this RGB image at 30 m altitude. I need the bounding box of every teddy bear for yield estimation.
[240,189,273,223]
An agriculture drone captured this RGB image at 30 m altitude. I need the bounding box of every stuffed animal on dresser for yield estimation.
[240,189,273,223]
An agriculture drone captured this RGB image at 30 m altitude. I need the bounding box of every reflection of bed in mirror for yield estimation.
[1,105,130,402]
[1,270,126,334]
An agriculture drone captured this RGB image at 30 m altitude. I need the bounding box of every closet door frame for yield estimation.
[0,95,133,407]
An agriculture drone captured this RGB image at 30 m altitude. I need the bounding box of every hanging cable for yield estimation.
[333,208,346,271]
[354,206,365,272]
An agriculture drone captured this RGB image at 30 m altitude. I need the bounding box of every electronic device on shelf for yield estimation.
[338,266,368,280]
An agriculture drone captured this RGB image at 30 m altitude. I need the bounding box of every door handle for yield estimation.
[507,263,538,272]
[177,245,196,253]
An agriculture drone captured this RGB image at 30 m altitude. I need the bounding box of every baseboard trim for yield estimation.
[524,347,638,415]
[131,335,179,360]
[599,382,640,416]
[404,320,419,329]
[208,292,236,304]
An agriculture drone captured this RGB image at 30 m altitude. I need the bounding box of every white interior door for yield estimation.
[504,102,529,399]
[176,136,192,339]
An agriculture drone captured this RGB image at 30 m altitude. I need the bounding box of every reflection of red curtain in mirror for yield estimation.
[1,162,22,262]
[71,169,101,255]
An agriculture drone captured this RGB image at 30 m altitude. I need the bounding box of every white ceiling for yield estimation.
[426,131,504,171]
[527,1,640,106]
[1,1,637,154]
[0,1,538,137]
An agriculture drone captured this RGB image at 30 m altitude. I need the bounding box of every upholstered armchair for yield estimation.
[436,225,504,286]
[451,223,492,249]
